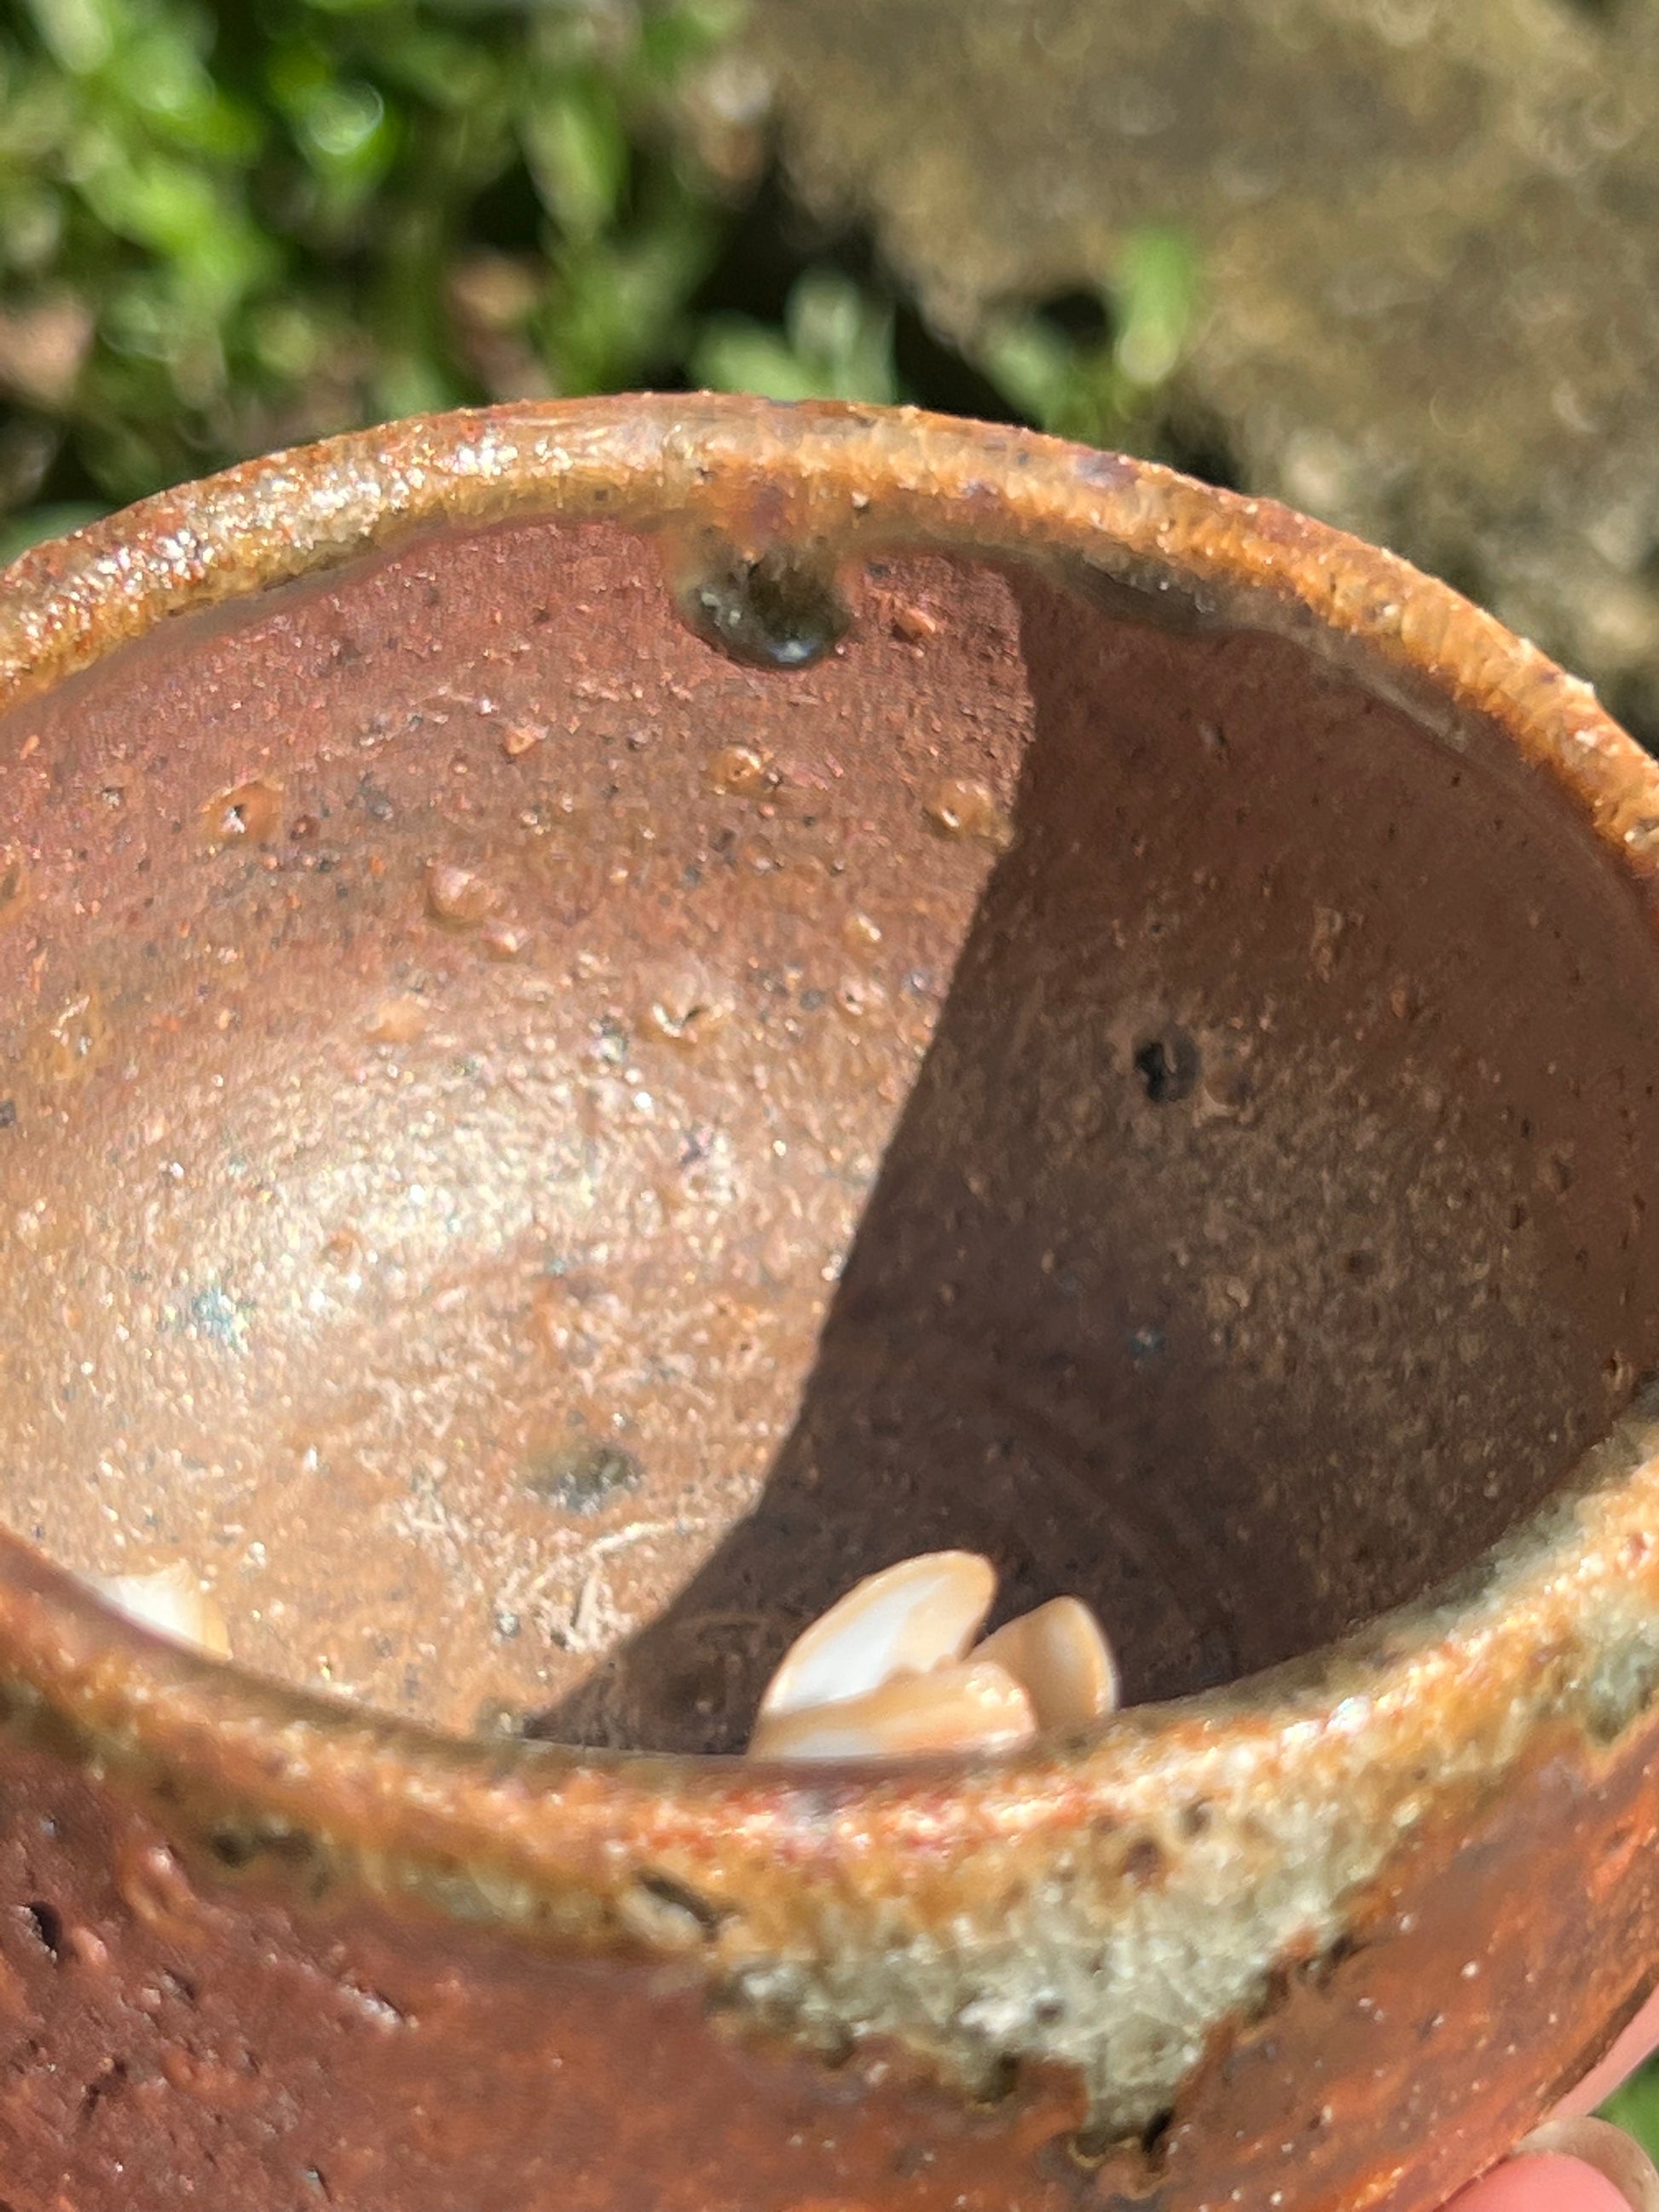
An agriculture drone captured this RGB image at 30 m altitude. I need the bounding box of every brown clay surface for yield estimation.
[0,1695,1657,2212]
[0,528,1030,1740]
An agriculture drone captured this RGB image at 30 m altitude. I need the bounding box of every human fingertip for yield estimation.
[1513,2119,1659,2212]
[1446,2151,1636,2212]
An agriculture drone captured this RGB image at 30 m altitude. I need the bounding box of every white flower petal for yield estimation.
[756,1550,995,1720]
[749,1658,1035,1762]
[973,1596,1118,1731]
[85,1562,230,1659]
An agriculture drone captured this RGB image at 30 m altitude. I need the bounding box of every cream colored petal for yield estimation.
[973,1596,1118,1732]
[756,1551,997,1720]
[749,1658,1035,1762]
[85,1562,231,1660]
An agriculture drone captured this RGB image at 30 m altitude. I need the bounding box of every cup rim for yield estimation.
[1,390,1657,1951]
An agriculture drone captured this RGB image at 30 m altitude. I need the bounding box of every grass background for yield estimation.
[0,0,1198,563]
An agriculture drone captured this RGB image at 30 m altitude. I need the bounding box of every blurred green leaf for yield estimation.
[692,269,897,405]
[24,0,117,78]
[692,319,821,402]
[1601,2062,1659,2163]
[1114,223,1199,391]
[972,221,1199,454]
[635,0,746,84]
[524,77,629,243]
[973,315,1078,429]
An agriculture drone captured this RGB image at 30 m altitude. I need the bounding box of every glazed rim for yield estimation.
[3,394,1659,2122]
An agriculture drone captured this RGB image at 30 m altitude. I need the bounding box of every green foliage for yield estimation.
[692,229,1200,453]
[692,267,897,405]
[975,226,1199,447]
[1603,2062,1659,2163]
[0,0,737,517]
[0,0,1201,553]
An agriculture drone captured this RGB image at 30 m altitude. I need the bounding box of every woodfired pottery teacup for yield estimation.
[0,396,1657,2210]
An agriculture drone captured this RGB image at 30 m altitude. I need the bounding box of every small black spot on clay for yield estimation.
[1300,1930,1361,1990]
[1245,1965,1292,2023]
[527,1441,644,1515]
[0,1100,14,1129]
[632,1870,732,1939]
[205,1821,318,1872]
[1140,2107,1176,2163]
[1121,1836,1166,1886]
[967,2054,1020,2109]
[1134,1031,1199,1105]
[80,2058,127,2117]
[1180,1799,1211,1837]
[24,1901,63,1959]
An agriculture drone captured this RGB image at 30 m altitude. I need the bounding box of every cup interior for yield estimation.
[2,506,1656,1751]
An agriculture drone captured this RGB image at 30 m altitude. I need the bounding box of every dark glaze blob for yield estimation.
[675,541,852,670]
